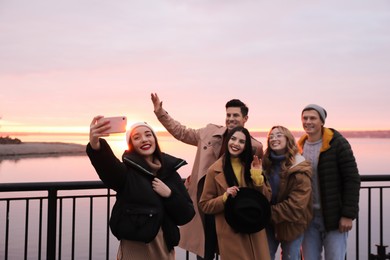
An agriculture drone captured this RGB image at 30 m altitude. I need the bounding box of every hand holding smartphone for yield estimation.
[98,116,127,134]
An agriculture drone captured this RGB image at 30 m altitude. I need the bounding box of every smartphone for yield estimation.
[99,116,127,134]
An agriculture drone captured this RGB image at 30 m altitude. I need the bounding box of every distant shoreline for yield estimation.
[2,130,390,138]
[0,129,389,159]
[0,142,86,158]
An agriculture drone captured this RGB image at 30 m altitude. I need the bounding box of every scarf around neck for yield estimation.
[145,157,162,175]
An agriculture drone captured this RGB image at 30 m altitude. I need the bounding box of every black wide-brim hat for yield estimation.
[224,187,271,234]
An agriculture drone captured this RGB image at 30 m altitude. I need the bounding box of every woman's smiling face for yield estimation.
[268,127,287,155]
[130,126,156,158]
[228,131,246,157]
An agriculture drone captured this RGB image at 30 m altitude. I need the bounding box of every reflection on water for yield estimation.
[0,135,199,183]
[0,137,389,183]
[0,155,98,183]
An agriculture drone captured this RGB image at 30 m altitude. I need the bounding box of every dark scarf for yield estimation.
[269,151,285,205]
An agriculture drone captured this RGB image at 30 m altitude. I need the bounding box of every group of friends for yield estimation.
[87,92,360,260]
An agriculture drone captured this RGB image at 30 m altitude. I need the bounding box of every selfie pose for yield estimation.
[87,116,195,260]
[199,127,271,260]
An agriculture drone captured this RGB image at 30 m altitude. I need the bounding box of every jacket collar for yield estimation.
[288,154,312,178]
[209,127,228,159]
[122,151,187,178]
[297,127,334,153]
[211,126,228,138]
[290,153,305,168]
[210,158,229,189]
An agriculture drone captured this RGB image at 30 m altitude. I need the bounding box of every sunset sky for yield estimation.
[1,0,390,135]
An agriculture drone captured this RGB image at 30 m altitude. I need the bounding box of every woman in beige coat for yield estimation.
[199,127,271,260]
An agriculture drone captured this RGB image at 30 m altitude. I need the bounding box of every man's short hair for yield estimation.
[225,99,249,117]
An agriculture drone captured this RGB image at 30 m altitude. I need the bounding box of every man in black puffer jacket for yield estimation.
[298,104,360,260]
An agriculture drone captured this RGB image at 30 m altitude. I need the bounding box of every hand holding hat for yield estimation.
[224,187,271,234]
[226,186,240,198]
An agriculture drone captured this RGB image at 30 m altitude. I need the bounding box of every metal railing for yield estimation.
[0,175,389,260]
[0,181,113,260]
[359,175,390,260]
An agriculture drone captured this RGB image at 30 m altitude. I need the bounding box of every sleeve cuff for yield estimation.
[250,169,264,186]
[223,192,228,203]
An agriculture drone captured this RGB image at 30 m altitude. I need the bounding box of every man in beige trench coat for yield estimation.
[151,93,263,259]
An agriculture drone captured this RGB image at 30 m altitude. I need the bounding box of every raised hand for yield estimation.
[89,116,110,150]
[151,93,163,112]
[251,155,262,170]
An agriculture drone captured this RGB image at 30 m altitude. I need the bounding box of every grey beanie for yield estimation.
[302,104,327,123]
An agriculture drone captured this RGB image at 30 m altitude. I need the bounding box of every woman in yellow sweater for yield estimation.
[199,126,271,260]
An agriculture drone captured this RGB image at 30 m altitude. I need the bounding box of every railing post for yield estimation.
[369,187,390,260]
[47,188,58,260]
[369,245,390,259]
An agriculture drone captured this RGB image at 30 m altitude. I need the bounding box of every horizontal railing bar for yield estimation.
[54,194,113,199]
[360,174,390,182]
[0,181,106,192]
[361,186,390,189]
[360,186,390,190]
[0,174,389,191]
[0,194,113,202]
[0,197,45,202]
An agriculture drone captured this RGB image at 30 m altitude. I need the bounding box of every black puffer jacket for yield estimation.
[298,127,360,231]
[86,139,195,251]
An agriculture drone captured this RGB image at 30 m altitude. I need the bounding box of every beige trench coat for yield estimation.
[199,158,271,260]
[155,108,263,257]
